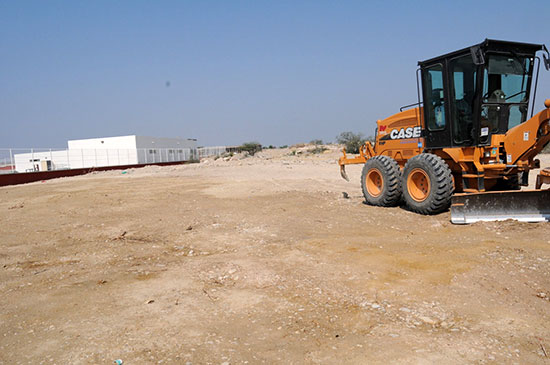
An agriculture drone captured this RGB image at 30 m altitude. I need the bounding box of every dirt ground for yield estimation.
[1,146,550,364]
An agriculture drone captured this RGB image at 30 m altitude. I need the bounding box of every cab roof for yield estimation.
[418,39,545,67]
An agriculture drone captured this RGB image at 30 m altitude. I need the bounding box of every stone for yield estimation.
[418,316,436,325]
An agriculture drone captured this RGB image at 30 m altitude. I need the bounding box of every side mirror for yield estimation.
[470,45,485,65]
[543,45,550,71]
[543,53,550,71]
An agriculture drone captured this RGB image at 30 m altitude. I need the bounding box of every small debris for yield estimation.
[202,289,215,301]
[114,360,123,365]
[113,231,127,240]
[8,203,24,210]
[342,192,350,199]
[97,280,108,285]
[541,343,548,358]
[536,292,547,299]
[186,226,193,231]
[147,300,155,304]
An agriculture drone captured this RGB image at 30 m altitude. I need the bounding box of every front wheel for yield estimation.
[401,153,453,214]
[361,156,402,207]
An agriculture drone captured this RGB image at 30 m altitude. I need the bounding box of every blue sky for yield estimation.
[1,0,549,147]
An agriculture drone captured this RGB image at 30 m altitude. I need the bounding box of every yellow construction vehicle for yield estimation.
[339,39,550,223]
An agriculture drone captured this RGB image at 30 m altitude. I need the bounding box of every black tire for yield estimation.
[361,156,402,207]
[401,153,453,214]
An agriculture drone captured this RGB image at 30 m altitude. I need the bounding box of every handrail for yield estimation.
[400,101,422,112]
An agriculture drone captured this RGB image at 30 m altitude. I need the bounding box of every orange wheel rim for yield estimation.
[366,168,384,197]
[407,168,430,202]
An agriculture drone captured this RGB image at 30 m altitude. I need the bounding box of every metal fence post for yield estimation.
[81,149,84,168]
[9,149,14,172]
[117,149,120,165]
[49,149,53,171]
[67,149,70,169]
[106,149,110,166]
[31,148,35,171]
[94,149,97,166]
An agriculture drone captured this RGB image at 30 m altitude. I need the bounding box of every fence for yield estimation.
[198,146,227,158]
[0,147,199,174]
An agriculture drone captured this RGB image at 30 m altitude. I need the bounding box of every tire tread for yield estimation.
[402,153,453,214]
[361,155,402,207]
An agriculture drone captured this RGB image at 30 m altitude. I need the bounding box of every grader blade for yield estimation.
[451,189,550,224]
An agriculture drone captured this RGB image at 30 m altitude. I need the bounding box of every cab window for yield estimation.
[481,55,531,132]
[449,55,476,144]
[423,64,446,131]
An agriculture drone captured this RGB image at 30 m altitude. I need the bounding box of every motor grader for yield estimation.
[339,39,550,223]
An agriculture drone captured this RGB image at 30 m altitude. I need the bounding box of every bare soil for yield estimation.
[1,146,550,364]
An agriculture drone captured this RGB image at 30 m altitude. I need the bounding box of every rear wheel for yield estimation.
[402,153,453,214]
[361,156,402,206]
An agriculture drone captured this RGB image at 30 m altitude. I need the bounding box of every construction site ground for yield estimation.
[1,146,550,364]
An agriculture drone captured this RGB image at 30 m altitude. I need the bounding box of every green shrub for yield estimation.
[310,139,323,145]
[336,132,365,154]
[309,146,328,154]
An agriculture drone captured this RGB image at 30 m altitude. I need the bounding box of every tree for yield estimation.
[239,142,262,155]
[336,132,365,154]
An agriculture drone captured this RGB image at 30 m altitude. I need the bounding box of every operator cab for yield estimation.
[418,39,549,149]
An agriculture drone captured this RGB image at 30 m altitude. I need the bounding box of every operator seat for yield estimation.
[486,89,506,132]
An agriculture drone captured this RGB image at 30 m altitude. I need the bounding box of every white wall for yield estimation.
[68,135,137,150]
[66,149,139,168]
[135,136,197,149]
[13,135,198,172]
[13,149,139,172]
[14,150,68,172]
[134,136,197,164]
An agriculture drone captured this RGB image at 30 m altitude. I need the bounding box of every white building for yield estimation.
[14,135,198,172]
